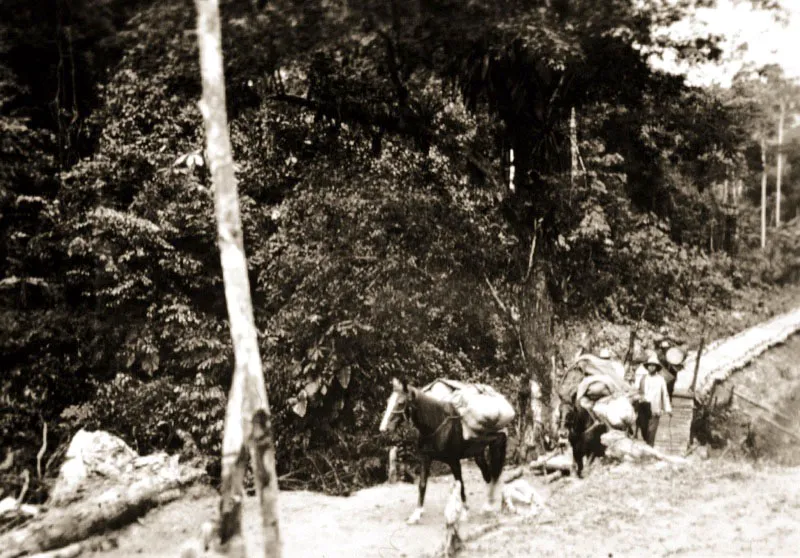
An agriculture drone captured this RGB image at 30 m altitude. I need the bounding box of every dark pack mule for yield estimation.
[379,378,507,524]
[557,392,607,478]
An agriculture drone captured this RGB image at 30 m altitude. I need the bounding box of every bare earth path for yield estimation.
[463,461,800,557]
[86,463,509,558]
[85,458,800,558]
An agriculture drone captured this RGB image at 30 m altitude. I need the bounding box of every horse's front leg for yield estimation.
[569,436,584,478]
[408,455,432,524]
[448,459,469,522]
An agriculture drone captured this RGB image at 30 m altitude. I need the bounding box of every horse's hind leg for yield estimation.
[483,434,507,512]
[571,438,584,478]
[474,453,491,483]
[407,455,431,525]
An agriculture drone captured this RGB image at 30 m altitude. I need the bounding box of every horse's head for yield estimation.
[379,377,415,432]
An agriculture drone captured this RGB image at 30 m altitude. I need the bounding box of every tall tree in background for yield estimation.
[731,68,773,248]
[730,64,800,246]
[195,0,281,556]
[756,65,799,227]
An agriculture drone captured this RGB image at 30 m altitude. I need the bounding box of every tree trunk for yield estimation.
[761,137,767,249]
[519,265,556,438]
[194,1,281,557]
[776,101,785,227]
[569,107,578,187]
[508,147,515,192]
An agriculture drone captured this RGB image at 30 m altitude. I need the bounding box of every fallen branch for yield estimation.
[484,277,511,320]
[37,423,48,481]
[523,227,538,283]
[28,543,82,558]
[16,471,29,505]
[545,471,565,483]
[1,451,16,473]
[502,467,523,483]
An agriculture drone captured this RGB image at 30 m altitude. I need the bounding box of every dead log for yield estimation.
[502,467,523,483]
[600,431,687,465]
[529,452,572,474]
[28,543,82,558]
[545,471,565,484]
[0,467,202,558]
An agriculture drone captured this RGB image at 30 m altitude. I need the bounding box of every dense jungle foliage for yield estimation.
[2,0,800,498]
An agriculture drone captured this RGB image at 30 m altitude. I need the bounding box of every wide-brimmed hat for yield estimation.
[644,354,662,371]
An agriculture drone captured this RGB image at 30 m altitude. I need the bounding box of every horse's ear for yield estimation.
[391,377,403,392]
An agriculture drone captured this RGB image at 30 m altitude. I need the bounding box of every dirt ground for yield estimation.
[84,463,510,558]
[82,457,800,558]
[463,460,800,557]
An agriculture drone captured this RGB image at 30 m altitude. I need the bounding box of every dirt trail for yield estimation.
[87,457,800,558]
[86,463,523,558]
[462,460,800,558]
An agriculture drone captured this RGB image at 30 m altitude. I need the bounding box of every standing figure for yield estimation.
[654,327,686,400]
[635,355,672,446]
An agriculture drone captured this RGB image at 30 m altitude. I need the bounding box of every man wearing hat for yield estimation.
[654,326,686,400]
[635,354,672,446]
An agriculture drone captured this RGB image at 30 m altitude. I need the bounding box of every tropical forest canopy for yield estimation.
[2,0,800,496]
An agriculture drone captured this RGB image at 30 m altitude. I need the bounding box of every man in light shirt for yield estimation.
[635,354,672,446]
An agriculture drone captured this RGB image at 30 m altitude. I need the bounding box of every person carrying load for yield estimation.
[653,326,687,400]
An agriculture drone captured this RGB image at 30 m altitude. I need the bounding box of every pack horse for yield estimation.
[379,377,514,524]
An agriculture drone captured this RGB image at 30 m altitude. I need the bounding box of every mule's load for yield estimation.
[573,358,638,431]
[575,352,625,381]
[423,379,516,439]
[591,392,636,431]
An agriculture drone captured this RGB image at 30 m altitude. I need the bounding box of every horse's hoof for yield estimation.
[406,508,424,524]
[481,503,497,514]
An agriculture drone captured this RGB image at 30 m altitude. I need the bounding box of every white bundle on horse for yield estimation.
[423,379,516,440]
[592,393,636,431]
[424,378,469,402]
[575,354,626,383]
[576,376,614,403]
